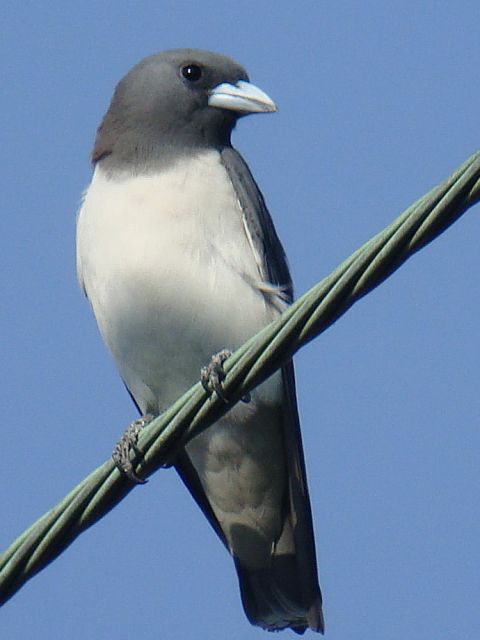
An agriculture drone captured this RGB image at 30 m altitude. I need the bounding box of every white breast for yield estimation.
[76,150,280,413]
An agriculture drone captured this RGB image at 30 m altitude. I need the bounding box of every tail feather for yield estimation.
[236,553,324,634]
[235,512,324,634]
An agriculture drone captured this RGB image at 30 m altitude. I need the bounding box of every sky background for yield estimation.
[1,2,479,639]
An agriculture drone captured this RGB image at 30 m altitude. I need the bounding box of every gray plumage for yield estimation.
[77,48,323,633]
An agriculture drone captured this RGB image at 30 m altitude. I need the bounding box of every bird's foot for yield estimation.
[112,414,154,484]
[201,349,232,402]
[200,349,251,404]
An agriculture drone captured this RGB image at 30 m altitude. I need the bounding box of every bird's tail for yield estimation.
[235,550,324,634]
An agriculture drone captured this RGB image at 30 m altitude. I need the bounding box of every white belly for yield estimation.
[76,150,280,413]
[77,150,288,556]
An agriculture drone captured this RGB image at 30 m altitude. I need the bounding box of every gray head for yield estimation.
[92,49,276,171]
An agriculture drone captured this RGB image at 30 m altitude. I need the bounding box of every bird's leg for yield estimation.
[200,349,251,404]
[112,414,154,484]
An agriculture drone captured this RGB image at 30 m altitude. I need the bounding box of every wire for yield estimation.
[1,151,479,606]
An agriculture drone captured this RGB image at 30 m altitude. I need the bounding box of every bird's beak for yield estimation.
[208,80,277,114]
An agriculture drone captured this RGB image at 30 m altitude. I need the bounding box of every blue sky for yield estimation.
[2,2,479,639]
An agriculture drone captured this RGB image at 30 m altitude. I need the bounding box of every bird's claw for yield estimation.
[112,414,154,484]
[201,349,232,402]
[200,349,250,404]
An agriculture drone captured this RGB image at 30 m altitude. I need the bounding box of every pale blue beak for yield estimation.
[208,80,277,114]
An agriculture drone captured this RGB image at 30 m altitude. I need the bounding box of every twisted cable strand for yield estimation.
[1,151,479,606]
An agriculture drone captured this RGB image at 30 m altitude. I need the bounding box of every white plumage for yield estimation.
[77,149,286,564]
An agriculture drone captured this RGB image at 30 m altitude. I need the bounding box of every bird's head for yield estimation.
[92,48,276,169]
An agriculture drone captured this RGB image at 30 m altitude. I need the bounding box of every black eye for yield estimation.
[181,64,202,82]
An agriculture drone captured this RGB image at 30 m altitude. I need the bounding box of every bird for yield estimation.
[76,48,323,634]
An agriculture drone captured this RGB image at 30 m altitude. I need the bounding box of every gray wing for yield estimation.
[176,147,323,632]
[222,148,323,632]
[220,147,293,303]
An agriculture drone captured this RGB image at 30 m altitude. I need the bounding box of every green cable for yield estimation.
[1,151,479,606]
